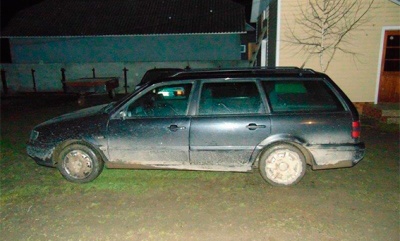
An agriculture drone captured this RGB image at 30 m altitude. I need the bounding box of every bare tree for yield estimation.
[285,0,375,72]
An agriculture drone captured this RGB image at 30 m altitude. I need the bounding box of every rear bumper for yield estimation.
[308,142,365,170]
[26,142,56,167]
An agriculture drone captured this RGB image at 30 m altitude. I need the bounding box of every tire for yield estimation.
[57,143,104,183]
[259,144,306,186]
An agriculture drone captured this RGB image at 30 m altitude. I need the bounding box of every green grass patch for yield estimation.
[378,122,400,133]
[82,167,241,194]
[1,137,245,205]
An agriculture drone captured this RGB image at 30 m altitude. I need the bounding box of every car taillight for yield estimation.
[352,121,360,139]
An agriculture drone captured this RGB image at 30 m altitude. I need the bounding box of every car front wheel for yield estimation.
[259,144,306,186]
[57,143,104,183]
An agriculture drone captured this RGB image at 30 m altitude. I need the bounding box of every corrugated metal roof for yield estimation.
[2,0,246,37]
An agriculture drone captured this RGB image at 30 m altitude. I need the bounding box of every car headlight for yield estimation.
[30,130,39,141]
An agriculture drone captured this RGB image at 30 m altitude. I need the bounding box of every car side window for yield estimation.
[127,83,192,117]
[198,82,264,115]
[262,80,344,112]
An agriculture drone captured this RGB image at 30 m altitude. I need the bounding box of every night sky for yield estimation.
[1,0,45,29]
[1,0,253,29]
[0,0,253,62]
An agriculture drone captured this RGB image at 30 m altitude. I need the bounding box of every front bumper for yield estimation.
[26,141,57,167]
[308,142,365,170]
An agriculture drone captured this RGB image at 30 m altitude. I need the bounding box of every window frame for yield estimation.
[195,78,268,116]
[112,80,195,119]
[260,78,346,113]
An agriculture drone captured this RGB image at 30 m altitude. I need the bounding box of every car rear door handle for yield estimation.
[168,125,186,132]
[246,123,266,130]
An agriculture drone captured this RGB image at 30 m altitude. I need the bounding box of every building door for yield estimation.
[378,30,400,103]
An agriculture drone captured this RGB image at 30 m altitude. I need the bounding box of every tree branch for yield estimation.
[284,0,375,72]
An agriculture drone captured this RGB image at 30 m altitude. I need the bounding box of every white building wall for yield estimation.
[278,0,400,102]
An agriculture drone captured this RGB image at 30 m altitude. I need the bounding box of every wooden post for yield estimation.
[123,67,129,94]
[1,69,8,95]
[31,69,37,92]
[61,68,67,93]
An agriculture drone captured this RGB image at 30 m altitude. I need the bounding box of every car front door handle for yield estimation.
[246,123,266,130]
[168,125,186,132]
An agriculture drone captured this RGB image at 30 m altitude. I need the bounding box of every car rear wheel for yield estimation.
[259,144,306,186]
[57,143,104,183]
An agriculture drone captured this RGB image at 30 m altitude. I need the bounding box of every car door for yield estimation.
[189,80,271,166]
[107,82,193,167]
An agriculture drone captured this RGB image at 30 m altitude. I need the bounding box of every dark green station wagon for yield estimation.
[27,67,365,186]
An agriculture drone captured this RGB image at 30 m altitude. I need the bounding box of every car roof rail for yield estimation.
[145,66,319,86]
[174,66,316,75]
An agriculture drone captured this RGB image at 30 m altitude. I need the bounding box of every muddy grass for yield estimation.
[1,95,399,241]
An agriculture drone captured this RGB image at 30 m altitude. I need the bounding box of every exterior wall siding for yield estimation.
[10,34,242,64]
[278,0,400,102]
[0,60,248,93]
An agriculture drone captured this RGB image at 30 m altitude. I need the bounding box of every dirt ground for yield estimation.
[1,94,399,241]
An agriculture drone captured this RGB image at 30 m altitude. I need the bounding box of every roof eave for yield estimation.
[2,31,247,38]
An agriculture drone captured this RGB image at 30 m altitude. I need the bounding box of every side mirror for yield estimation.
[119,111,127,120]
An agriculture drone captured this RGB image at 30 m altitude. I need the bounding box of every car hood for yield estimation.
[38,104,108,127]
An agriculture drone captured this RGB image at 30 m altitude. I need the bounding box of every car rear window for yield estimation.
[262,80,344,112]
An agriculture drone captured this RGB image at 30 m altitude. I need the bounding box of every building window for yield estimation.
[384,34,400,72]
[240,45,246,53]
